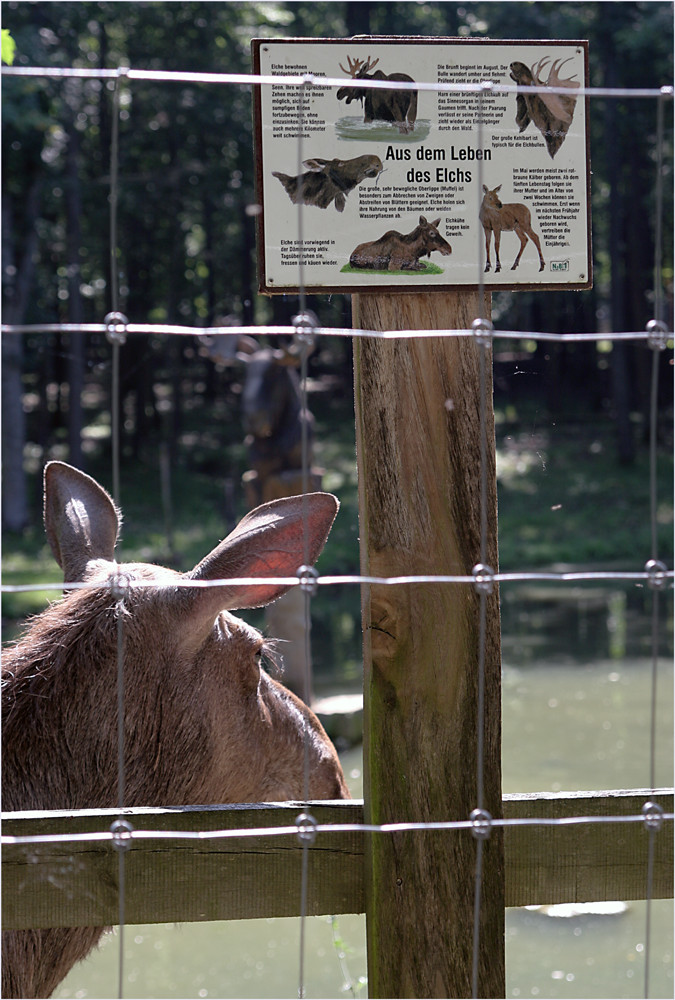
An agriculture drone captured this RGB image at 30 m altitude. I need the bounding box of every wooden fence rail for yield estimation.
[3,789,672,931]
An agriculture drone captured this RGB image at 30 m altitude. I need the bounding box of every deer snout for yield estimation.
[509,61,530,84]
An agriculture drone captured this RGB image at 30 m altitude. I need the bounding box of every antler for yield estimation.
[545,57,580,89]
[530,56,550,86]
[339,55,365,77]
[362,56,379,73]
[530,55,579,124]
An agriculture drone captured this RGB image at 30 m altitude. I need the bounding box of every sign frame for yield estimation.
[252,37,592,295]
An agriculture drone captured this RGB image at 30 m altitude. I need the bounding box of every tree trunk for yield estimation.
[65,96,85,470]
[1,182,41,531]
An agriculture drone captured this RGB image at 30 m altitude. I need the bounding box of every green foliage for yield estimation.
[496,416,674,569]
[1,2,673,647]
[2,1,672,338]
[2,27,16,64]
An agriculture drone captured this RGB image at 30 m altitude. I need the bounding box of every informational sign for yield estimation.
[252,38,591,294]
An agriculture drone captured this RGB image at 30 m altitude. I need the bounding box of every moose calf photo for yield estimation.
[350,215,451,272]
[479,184,545,272]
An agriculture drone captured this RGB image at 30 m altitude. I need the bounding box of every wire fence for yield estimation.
[1,57,674,1000]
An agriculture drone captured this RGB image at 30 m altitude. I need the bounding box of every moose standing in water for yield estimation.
[337,55,418,134]
[479,184,545,273]
[350,215,451,272]
[2,462,348,998]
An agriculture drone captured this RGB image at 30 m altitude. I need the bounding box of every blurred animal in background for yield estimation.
[350,215,451,272]
[272,154,384,212]
[213,334,321,507]
[479,184,545,273]
[509,56,580,158]
[201,327,324,696]
[337,55,418,134]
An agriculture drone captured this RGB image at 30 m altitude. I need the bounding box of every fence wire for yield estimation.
[1,58,673,1000]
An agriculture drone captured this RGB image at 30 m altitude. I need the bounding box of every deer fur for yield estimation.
[272,154,383,212]
[509,58,580,159]
[479,185,545,273]
[2,462,348,998]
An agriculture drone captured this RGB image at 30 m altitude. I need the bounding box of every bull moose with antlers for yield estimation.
[509,56,580,159]
[337,55,418,134]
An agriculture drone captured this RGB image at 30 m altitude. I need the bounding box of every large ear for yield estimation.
[44,462,121,582]
[302,158,329,171]
[188,493,339,615]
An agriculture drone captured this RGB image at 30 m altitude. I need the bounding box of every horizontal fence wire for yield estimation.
[2,567,672,595]
[3,808,675,848]
[2,55,673,1000]
[0,322,670,342]
[2,62,674,100]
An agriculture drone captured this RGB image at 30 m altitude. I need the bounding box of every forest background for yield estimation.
[2,1,673,676]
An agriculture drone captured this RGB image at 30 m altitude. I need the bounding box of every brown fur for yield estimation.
[272,154,383,212]
[509,60,578,159]
[479,184,545,273]
[337,55,418,134]
[2,462,348,997]
[350,215,451,272]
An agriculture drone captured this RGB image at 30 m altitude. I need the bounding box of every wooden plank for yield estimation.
[503,789,675,907]
[1,802,364,930]
[2,791,672,930]
[352,291,505,998]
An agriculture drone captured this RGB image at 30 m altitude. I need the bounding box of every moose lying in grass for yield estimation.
[2,461,348,998]
[350,215,452,272]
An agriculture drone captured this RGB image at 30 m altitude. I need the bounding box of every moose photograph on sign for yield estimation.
[252,38,591,293]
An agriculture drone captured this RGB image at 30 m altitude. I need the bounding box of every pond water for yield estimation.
[54,585,672,999]
[334,115,431,143]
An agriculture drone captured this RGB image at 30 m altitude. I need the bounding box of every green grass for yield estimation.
[495,423,673,570]
[340,261,445,276]
[1,531,63,625]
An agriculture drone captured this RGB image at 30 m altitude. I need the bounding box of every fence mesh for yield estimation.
[1,57,673,1000]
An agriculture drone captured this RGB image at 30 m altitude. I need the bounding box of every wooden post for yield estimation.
[353,291,505,999]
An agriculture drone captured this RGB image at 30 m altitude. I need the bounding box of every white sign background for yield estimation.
[253,38,591,294]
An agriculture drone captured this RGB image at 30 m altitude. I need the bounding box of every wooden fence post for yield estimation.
[352,290,505,999]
